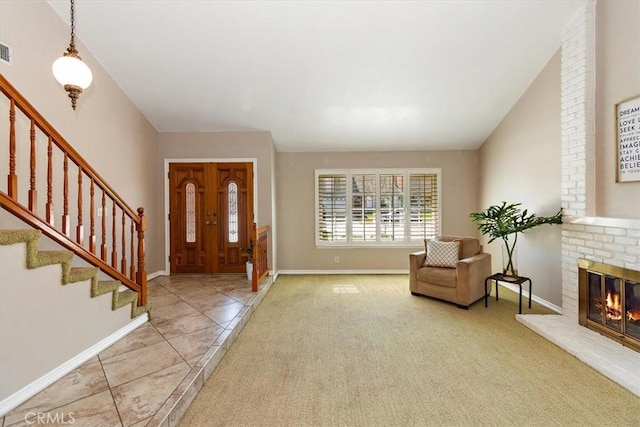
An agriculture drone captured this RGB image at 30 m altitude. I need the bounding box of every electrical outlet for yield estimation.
[334,256,340,263]
[97,207,102,217]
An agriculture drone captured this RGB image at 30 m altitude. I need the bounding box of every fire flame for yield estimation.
[605,291,622,321]
[604,290,640,322]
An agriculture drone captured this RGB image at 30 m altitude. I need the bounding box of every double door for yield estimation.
[169,162,253,274]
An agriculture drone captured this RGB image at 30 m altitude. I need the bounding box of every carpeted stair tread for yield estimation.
[97,282,152,318]
[32,250,74,268]
[0,229,41,245]
[113,291,138,310]
[66,267,99,284]
[112,291,152,319]
[132,304,152,319]
[94,280,121,296]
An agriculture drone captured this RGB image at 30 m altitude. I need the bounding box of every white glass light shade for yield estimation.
[52,54,93,89]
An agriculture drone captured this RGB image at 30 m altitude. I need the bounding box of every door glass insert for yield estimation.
[228,182,238,243]
[185,182,196,243]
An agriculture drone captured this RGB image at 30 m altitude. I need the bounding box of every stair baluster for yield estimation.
[62,153,70,236]
[111,200,117,269]
[46,137,54,225]
[89,178,96,254]
[101,189,107,261]
[8,99,17,199]
[121,209,126,275]
[76,166,83,244]
[130,221,135,281]
[29,120,37,212]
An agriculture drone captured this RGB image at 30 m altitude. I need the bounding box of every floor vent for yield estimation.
[1,42,12,65]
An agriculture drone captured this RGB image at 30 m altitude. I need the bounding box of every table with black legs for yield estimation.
[484,273,532,314]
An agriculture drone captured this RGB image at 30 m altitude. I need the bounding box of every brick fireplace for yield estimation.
[517,2,640,397]
[578,259,640,352]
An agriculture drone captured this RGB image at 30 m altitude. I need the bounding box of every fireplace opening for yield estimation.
[579,259,640,352]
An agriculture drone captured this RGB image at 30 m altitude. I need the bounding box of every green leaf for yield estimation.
[469,202,562,244]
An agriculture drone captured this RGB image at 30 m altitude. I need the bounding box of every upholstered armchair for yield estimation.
[409,236,492,308]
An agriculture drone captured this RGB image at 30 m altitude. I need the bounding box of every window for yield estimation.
[315,168,441,246]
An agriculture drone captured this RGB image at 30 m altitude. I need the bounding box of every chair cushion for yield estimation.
[417,266,457,288]
[424,240,460,268]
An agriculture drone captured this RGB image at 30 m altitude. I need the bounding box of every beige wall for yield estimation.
[0,0,162,272]
[156,131,276,271]
[478,51,562,306]
[595,0,640,218]
[276,150,479,271]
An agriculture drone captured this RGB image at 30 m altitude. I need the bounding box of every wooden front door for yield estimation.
[169,162,253,274]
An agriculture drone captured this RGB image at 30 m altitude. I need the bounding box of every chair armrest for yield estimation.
[458,252,491,267]
[409,251,426,292]
[410,251,426,273]
[456,252,492,303]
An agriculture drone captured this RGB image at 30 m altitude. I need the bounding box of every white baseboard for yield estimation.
[276,269,408,275]
[147,270,167,280]
[0,314,148,417]
[496,282,562,314]
[116,271,166,292]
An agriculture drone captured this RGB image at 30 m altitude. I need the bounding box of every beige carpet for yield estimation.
[180,275,640,427]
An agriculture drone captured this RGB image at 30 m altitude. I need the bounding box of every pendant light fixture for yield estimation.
[52,0,93,110]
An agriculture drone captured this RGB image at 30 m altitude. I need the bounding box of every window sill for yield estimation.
[315,243,424,249]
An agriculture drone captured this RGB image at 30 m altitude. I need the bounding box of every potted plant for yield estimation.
[470,202,562,280]
[245,239,254,281]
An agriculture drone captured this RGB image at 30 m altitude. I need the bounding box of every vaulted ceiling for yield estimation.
[48,0,586,152]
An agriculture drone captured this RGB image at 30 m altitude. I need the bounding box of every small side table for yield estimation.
[484,273,532,314]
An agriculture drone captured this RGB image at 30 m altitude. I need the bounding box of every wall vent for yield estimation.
[0,42,12,65]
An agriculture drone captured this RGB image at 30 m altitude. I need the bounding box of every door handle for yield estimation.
[205,221,217,226]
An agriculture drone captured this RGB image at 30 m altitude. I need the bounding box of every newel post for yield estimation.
[135,207,147,306]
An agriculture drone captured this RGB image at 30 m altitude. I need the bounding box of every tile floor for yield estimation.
[1,274,273,427]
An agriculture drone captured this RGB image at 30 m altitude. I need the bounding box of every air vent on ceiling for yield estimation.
[0,42,11,65]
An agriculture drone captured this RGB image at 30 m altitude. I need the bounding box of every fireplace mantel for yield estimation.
[568,216,640,229]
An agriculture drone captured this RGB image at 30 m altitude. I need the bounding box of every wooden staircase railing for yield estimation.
[0,73,147,306]
[251,223,269,292]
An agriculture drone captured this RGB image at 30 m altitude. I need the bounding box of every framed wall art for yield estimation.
[616,95,640,182]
